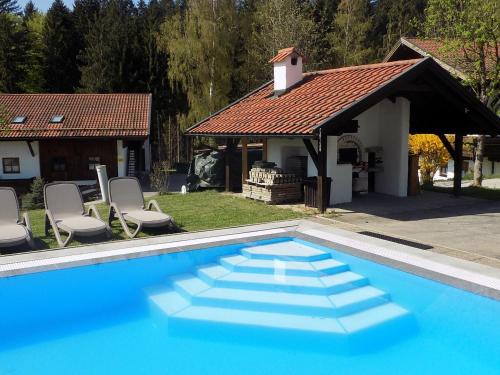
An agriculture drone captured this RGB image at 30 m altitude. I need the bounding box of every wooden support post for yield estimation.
[241,137,249,186]
[453,133,463,197]
[437,134,456,160]
[317,131,328,213]
[225,138,233,192]
[303,139,319,170]
[262,138,268,162]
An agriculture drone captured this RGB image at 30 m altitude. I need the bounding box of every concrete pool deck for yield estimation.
[1,219,499,300]
[331,191,500,268]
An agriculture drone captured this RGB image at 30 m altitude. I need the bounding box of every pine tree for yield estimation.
[79,0,139,92]
[42,0,80,92]
[23,0,35,18]
[22,2,45,92]
[0,0,19,14]
[0,12,28,92]
[310,0,339,70]
[329,0,373,66]
[73,0,101,56]
[158,0,239,129]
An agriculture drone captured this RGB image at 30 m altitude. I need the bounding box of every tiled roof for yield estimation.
[269,47,303,63]
[0,94,151,140]
[400,38,497,75]
[187,59,422,136]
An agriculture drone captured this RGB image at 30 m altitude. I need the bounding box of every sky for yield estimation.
[19,0,76,12]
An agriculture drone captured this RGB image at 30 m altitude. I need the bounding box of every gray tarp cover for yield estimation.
[186,151,225,191]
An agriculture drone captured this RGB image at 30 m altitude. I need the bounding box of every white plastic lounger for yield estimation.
[0,187,35,250]
[44,182,112,247]
[108,177,174,238]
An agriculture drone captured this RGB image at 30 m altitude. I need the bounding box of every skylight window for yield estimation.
[50,115,64,123]
[11,116,27,124]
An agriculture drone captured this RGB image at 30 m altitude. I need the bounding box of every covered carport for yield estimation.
[186,56,500,212]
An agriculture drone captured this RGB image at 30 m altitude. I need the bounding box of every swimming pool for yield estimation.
[0,236,499,374]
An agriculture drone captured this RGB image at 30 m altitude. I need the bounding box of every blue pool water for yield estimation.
[0,237,499,374]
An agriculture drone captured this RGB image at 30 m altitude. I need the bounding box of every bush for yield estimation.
[22,177,45,209]
[150,161,171,195]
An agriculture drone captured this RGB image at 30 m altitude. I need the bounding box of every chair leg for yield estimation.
[44,214,51,236]
[108,206,115,226]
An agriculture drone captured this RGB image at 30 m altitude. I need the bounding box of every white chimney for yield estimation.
[269,47,304,95]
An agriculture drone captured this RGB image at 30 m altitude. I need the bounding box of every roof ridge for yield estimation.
[0,93,150,96]
[306,58,424,75]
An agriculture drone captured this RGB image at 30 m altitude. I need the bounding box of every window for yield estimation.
[52,157,66,172]
[3,158,20,174]
[291,57,298,66]
[88,156,100,170]
[11,116,27,124]
[49,115,64,123]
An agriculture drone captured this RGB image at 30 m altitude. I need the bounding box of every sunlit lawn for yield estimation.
[22,190,308,250]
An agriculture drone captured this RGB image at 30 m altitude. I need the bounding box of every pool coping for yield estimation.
[1,219,499,300]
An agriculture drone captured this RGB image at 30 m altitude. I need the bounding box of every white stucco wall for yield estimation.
[0,141,40,180]
[266,97,411,205]
[373,98,410,196]
[440,158,497,180]
[117,140,127,177]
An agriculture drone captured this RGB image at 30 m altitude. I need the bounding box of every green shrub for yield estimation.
[22,177,45,209]
[150,161,171,195]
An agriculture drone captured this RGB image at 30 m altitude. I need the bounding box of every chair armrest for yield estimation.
[109,202,124,216]
[22,212,32,233]
[147,199,163,213]
[87,204,103,221]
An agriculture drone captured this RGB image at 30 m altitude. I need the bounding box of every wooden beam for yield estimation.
[25,141,35,157]
[303,139,319,170]
[453,133,463,197]
[225,138,235,192]
[437,134,456,160]
[317,131,328,213]
[241,137,249,186]
[262,138,268,161]
[323,120,359,136]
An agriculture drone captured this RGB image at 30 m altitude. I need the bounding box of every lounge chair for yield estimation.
[0,187,35,250]
[108,177,174,238]
[44,182,111,247]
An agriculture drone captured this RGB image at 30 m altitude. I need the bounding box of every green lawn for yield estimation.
[425,185,500,200]
[24,191,307,250]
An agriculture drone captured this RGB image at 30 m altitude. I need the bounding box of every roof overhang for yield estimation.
[318,58,499,136]
[384,38,468,80]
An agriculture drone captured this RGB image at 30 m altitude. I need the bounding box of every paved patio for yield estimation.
[327,191,500,268]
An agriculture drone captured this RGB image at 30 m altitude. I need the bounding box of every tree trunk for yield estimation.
[473,135,485,186]
[473,43,489,187]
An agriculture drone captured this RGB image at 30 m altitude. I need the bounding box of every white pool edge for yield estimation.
[1,219,499,299]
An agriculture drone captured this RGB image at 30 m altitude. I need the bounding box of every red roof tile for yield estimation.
[187,59,422,136]
[269,47,304,63]
[0,94,150,140]
[402,38,497,74]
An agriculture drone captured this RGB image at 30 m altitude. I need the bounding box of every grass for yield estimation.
[424,185,500,200]
[23,190,308,250]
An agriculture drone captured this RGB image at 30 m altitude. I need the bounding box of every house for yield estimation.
[0,94,151,188]
[186,47,500,212]
[385,37,500,180]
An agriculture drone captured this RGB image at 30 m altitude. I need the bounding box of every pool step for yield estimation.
[147,240,414,341]
[158,302,411,336]
[241,241,331,261]
[172,276,390,317]
[197,265,368,295]
[220,255,349,276]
